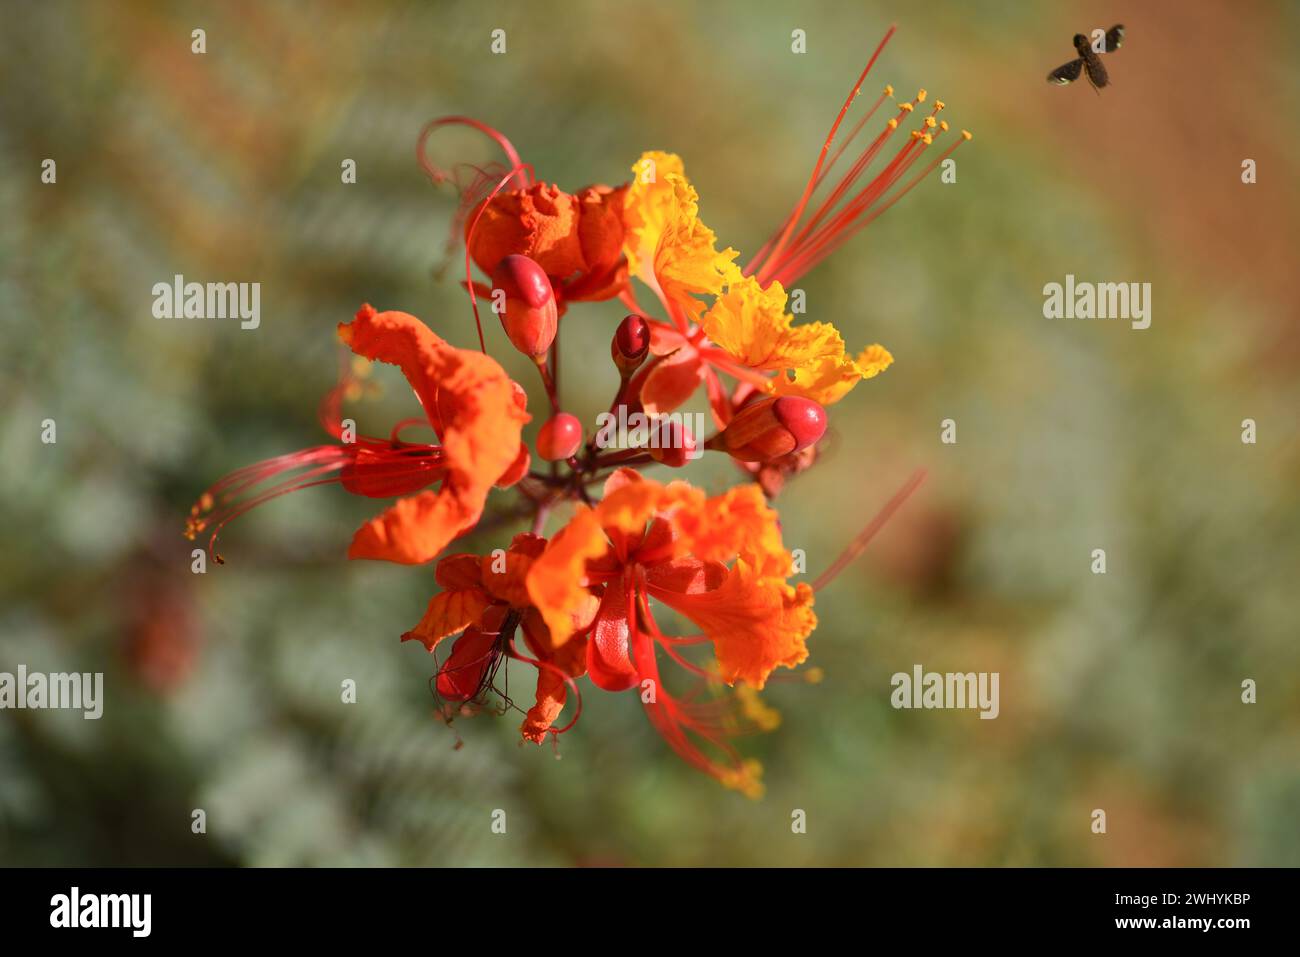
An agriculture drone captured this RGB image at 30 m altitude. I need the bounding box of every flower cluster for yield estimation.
[186,28,967,796]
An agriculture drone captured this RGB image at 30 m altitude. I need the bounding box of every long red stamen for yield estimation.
[463,162,536,353]
[746,26,972,290]
[630,581,761,785]
[772,119,969,285]
[186,443,447,563]
[748,25,896,279]
[812,468,927,591]
[416,115,531,191]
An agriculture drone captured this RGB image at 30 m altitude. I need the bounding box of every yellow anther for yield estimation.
[899,102,914,113]
[803,667,825,685]
[916,88,927,102]
[939,120,949,131]
[924,116,937,129]
[922,133,933,145]
[934,100,946,111]
[883,83,894,96]
[887,118,898,129]
[911,130,923,139]
[961,129,973,140]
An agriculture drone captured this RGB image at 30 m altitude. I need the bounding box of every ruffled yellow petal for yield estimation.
[623,151,740,317]
[769,343,894,406]
[701,276,840,372]
[701,275,892,406]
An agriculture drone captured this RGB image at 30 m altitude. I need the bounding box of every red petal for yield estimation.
[586,575,638,692]
[435,626,501,701]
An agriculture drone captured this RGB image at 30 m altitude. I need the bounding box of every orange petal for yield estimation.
[700,276,840,374]
[401,587,492,652]
[519,608,587,743]
[678,483,792,578]
[347,489,476,565]
[640,348,706,415]
[521,667,570,744]
[435,553,485,590]
[594,472,702,542]
[480,546,536,608]
[651,560,815,689]
[525,506,609,645]
[467,182,585,279]
[340,305,530,564]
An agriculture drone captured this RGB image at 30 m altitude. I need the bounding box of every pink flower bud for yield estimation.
[711,396,826,462]
[491,254,557,358]
[611,314,650,374]
[536,412,584,461]
[649,418,697,468]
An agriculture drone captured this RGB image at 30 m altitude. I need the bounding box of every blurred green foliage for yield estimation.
[1,0,1297,866]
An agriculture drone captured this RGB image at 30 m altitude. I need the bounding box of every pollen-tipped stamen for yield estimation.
[750,25,898,280]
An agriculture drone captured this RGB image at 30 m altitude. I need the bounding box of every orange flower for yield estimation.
[186,305,530,565]
[403,533,597,743]
[525,470,815,795]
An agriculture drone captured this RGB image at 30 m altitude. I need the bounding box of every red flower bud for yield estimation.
[536,412,584,461]
[611,314,650,374]
[491,254,557,358]
[710,396,827,462]
[649,418,697,468]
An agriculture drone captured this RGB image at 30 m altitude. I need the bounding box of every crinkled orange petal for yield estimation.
[651,560,815,689]
[676,483,792,579]
[400,587,492,652]
[525,506,609,646]
[575,183,628,278]
[594,472,702,542]
[467,182,585,279]
[642,556,727,594]
[339,305,530,564]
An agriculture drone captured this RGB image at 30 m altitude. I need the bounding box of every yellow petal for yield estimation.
[700,275,892,405]
[623,151,739,316]
[701,276,841,373]
[769,343,894,405]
